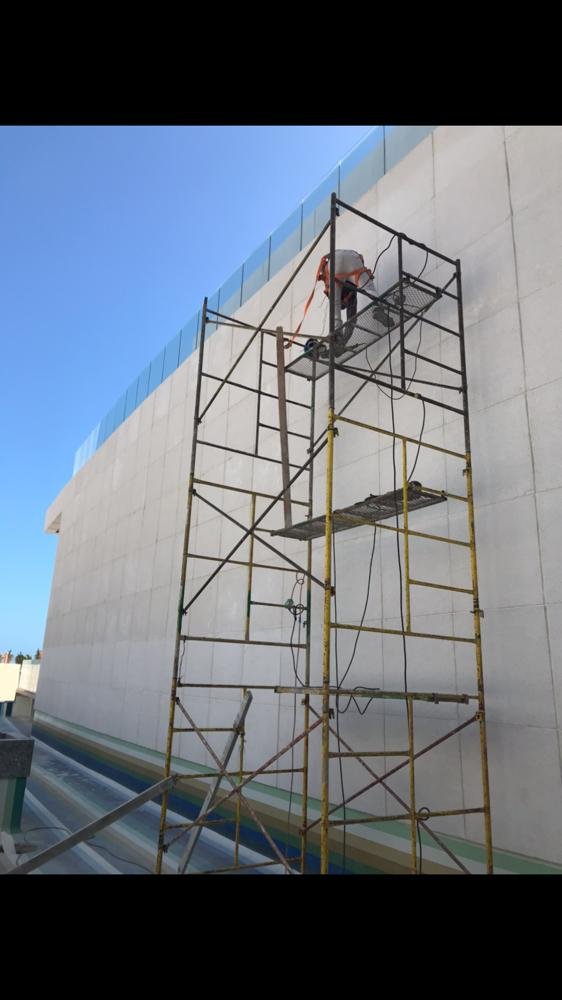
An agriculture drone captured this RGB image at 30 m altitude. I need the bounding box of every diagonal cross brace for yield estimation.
[174,697,297,874]
[308,705,471,875]
[7,773,182,876]
[176,691,253,874]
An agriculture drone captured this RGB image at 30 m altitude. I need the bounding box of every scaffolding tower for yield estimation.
[155,194,493,875]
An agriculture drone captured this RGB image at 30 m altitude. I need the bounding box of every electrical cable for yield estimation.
[407,399,426,483]
[89,838,154,874]
[286,573,305,860]
[387,324,409,699]
[416,805,430,874]
[332,528,347,870]
[371,234,396,281]
[328,235,395,862]
[415,250,429,281]
[177,636,187,685]
[287,575,306,688]
[335,525,379,716]
[21,824,69,834]
[17,823,153,874]
[314,236,431,866]
[16,824,71,865]
[331,244,427,722]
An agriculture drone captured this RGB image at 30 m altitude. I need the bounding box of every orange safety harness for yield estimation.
[285,253,373,348]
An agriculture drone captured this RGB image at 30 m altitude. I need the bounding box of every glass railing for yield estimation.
[73,124,435,475]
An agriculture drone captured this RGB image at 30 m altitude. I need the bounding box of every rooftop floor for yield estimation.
[1,717,288,875]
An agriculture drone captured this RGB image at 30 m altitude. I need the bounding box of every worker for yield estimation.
[304,249,391,361]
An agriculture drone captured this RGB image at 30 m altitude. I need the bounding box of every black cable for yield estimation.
[387,325,409,701]
[371,234,396,283]
[366,319,426,483]
[416,806,430,874]
[330,239,429,859]
[417,821,423,874]
[347,235,397,330]
[21,824,69,834]
[16,824,71,865]
[407,400,426,483]
[336,525,379,715]
[177,637,187,685]
[341,308,426,719]
[334,264,426,719]
[407,318,425,393]
[366,314,424,400]
[415,250,429,281]
[288,602,306,688]
[332,528,347,871]
[286,573,304,858]
[17,823,152,874]
[89,839,154,874]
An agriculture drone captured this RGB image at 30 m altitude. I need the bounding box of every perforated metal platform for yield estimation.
[271,482,446,540]
[286,273,441,380]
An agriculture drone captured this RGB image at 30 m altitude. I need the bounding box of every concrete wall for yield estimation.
[18,662,40,694]
[37,126,562,866]
[0,665,19,703]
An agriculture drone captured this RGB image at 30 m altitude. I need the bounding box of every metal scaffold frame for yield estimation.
[155,193,494,876]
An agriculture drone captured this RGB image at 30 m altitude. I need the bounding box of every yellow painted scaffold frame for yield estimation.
[155,192,493,876]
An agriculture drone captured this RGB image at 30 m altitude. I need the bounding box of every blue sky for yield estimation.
[0,124,371,654]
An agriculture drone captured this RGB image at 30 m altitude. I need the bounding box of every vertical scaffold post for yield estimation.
[300,359,316,873]
[456,259,493,874]
[276,326,293,528]
[156,297,208,874]
[245,493,256,641]
[407,694,417,874]
[402,439,411,632]
[398,235,406,391]
[320,193,338,874]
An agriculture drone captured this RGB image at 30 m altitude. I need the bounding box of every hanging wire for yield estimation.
[286,572,305,859]
[416,805,431,874]
[177,636,187,685]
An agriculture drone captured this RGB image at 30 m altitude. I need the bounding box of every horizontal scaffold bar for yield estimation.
[329,512,471,547]
[164,818,229,829]
[374,371,462,393]
[173,727,238,733]
[334,197,459,266]
[335,414,467,459]
[275,686,474,704]
[193,857,302,875]
[206,308,326,341]
[181,634,307,649]
[419,485,468,503]
[177,682,280,689]
[187,552,299,573]
[259,422,310,440]
[331,622,476,644]
[202,371,311,410]
[196,438,303,470]
[333,365,465,415]
[193,477,308,507]
[329,750,409,758]
[403,348,461,376]
[182,768,305,778]
[409,578,474,595]
[329,807,485,827]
